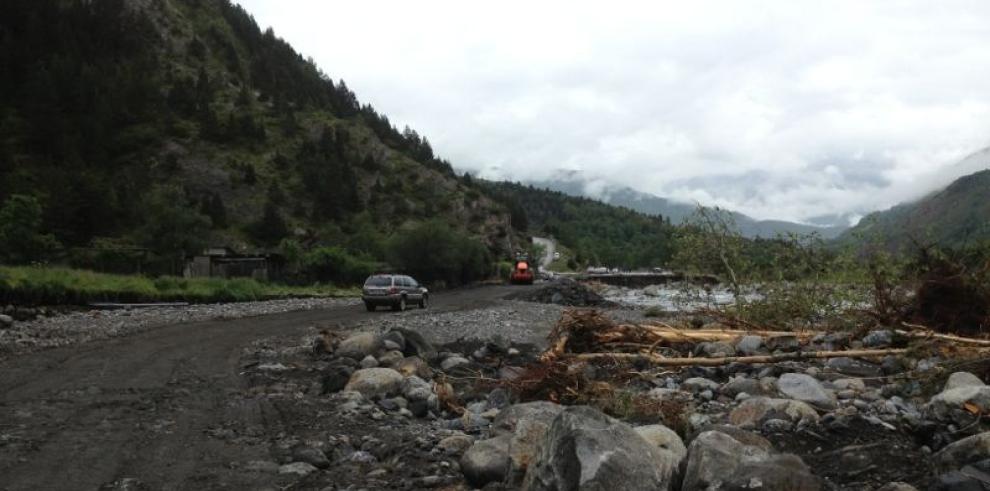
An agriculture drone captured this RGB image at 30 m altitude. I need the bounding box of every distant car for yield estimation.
[362,274,428,312]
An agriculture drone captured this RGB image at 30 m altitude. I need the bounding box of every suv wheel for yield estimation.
[419,295,429,309]
[394,296,406,312]
[364,302,375,312]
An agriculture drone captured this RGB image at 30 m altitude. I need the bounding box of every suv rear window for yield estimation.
[365,276,392,287]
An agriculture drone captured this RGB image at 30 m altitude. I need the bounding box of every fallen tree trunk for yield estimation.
[898,329,990,347]
[564,348,908,367]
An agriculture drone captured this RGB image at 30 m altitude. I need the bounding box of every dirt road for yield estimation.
[0,285,525,490]
[531,236,556,270]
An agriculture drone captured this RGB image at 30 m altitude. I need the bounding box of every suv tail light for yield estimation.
[388,287,398,294]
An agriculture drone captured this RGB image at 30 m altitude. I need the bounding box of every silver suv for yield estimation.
[362,274,429,312]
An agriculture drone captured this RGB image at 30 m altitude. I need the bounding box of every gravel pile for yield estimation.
[352,300,565,348]
[506,279,615,308]
[0,297,359,359]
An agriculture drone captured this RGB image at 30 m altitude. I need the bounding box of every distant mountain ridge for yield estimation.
[839,168,990,249]
[527,174,849,239]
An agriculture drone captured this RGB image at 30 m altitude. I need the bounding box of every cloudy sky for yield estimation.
[237,0,990,224]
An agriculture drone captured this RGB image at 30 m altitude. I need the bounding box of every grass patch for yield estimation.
[0,265,358,305]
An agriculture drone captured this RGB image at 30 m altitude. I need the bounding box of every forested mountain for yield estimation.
[529,175,848,239]
[479,181,678,268]
[840,169,990,250]
[0,0,515,275]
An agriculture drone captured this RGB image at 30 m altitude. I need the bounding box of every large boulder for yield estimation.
[723,454,821,490]
[392,356,433,379]
[343,368,403,399]
[388,327,437,361]
[777,373,836,409]
[377,349,404,367]
[490,401,565,485]
[765,334,800,351]
[928,386,990,422]
[336,332,383,360]
[728,397,819,429]
[291,445,330,469]
[721,376,774,398]
[862,329,894,347]
[438,434,475,456]
[441,355,471,371]
[692,425,773,451]
[682,430,820,491]
[945,372,987,391]
[635,424,687,469]
[521,406,678,490]
[320,365,352,394]
[401,375,433,402]
[934,432,990,474]
[736,335,765,355]
[825,357,882,378]
[931,459,990,491]
[461,434,511,487]
[682,430,768,490]
[492,401,564,435]
[682,377,720,393]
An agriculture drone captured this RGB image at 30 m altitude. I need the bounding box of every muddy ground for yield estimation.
[0,286,536,490]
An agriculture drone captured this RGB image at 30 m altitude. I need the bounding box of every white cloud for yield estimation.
[237,0,990,222]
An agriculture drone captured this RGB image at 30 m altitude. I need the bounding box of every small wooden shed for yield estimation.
[184,247,284,281]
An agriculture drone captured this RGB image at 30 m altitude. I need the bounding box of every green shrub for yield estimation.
[496,261,514,281]
[302,247,376,285]
[0,265,356,305]
[0,194,61,264]
[386,220,493,286]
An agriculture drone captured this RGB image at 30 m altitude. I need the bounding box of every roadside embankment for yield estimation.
[0,265,356,306]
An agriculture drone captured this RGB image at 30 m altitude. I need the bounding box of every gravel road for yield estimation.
[532,236,556,270]
[0,297,359,360]
[0,284,547,490]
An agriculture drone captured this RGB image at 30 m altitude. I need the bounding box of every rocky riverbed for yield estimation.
[227,298,990,490]
[4,285,986,490]
[0,296,359,360]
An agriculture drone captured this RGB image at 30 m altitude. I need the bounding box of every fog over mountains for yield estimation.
[527,171,852,239]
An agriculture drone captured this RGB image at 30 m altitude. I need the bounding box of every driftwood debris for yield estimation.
[540,309,990,368]
[564,349,907,367]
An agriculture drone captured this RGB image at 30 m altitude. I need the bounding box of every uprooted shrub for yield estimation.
[501,359,690,434]
[860,243,990,335]
[904,246,990,335]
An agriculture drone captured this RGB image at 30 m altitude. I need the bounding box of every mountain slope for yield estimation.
[480,181,677,268]
[0,0,514,267]
[528,176,848,239]
[840,169,990,249]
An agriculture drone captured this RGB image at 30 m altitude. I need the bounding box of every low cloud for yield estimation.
[239,0,990,222]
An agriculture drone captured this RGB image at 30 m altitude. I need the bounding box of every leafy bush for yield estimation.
[496,261,514,281]
[302,247,377,285]
[386,220,493,286]
[0,194,61,264]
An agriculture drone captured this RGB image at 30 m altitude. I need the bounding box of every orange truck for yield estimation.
[510,260,535,285]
